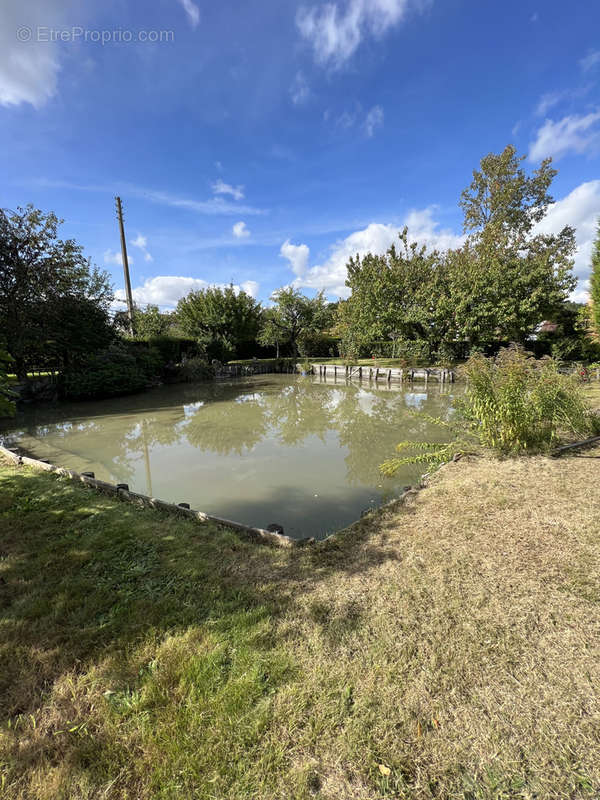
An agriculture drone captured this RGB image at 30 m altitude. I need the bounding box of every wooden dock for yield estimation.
[311,363,455,384]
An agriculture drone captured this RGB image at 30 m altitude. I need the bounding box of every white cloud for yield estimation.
[279,186,599,302]
[282,207,464,298]
[104,249,133,267]
[114,276,261,310]
[280,240,311,277]
[535,91,564,117]
[240,280,260,298]
[328,103,384,137]
[232,221,250,238]
[529,111,600,161]
[178,0,200,28]
[130,233,153,262]
[36,179,266,216]
[580,50,600,73]
[0,0,75,107]
[296,0,427,68]
[212,179,245,201]
[363,104,384,137]
[535,180,600,296]
[290,71,310,105]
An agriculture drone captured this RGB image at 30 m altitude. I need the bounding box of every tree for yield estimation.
[460,144,556,241]
[176,285,261,361]
[589,219,600,339]
[0,205,112,379]
[257,307,290,357]
[339,229,448,359]
[451,145,576,346]
[115,304,173,339]
[259,287,329,357]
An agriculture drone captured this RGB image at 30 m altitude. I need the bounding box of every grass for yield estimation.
[1,452,600,798]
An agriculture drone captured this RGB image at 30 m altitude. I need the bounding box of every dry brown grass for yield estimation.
[1,451,600,798]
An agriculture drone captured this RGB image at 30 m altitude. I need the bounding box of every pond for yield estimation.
[1,375,458,540]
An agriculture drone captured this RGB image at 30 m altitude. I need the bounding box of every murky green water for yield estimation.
[2,375,457,539]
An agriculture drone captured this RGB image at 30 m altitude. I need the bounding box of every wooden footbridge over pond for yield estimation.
[311,364,455,384]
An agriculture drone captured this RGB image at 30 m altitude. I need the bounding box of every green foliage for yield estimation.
[536,302,600,363]
[136,335,198,364]
[176,357,214,382]
[115,304,174,339]
[60,343,162,400]
[589,219,600,338]
[459,346,598,453]
[297,331,339,358]
[0,205,112,379]
[340,228,448,357]
[380,440,463,475]
[340,145,577,356]
[459,144,556,238]
[176,285,262,361]
[259,287,330,357]
[0,348,16,417]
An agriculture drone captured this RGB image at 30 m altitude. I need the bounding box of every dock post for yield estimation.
[387,369,391,383]
[359,366,362,380]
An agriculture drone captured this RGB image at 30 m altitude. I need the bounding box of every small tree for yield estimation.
[176,285,261,361]
[257,307,290,357]
[115,304,173,339]
[589,219,600,339]
[259,287,329,358]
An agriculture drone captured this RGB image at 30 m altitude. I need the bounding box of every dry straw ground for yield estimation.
[1,448,599,799]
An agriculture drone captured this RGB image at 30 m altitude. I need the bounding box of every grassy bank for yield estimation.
[1,453,600,798]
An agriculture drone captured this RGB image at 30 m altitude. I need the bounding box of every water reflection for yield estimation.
[2,375,458,539]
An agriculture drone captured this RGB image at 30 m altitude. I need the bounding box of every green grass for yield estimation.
[2,455,600,798]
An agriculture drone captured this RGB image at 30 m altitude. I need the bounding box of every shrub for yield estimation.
[60,343,161,400]
[459,346,599,453]
[176,357,214,383]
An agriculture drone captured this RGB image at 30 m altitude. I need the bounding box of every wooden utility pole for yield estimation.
[115,196,135,334]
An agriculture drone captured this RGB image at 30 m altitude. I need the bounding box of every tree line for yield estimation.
[2,144,600,410]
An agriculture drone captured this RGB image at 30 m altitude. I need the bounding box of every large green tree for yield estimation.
[258,287,329,357]
[589,219,600,339]
[451,145,576,346]
[340,145,577,356]
[176,284,261,361]
[0,205,113,379]
[339,229,449,358]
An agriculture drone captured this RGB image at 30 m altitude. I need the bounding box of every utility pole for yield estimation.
[115,196,135,334]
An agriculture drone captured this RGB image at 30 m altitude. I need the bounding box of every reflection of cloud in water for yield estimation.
[4,376,457,539]
[404,392,428,409]
[182,400,205,418]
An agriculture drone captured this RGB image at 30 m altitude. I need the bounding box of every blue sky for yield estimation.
[1,0,599,310]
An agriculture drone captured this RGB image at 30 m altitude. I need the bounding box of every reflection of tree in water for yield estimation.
[183,392,269,455]
[335,387,454,486]
[14,377,457,490]
[181,380,336,453]
[264,381,335,446]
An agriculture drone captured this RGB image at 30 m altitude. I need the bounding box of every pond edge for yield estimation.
[0,444,304,549]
